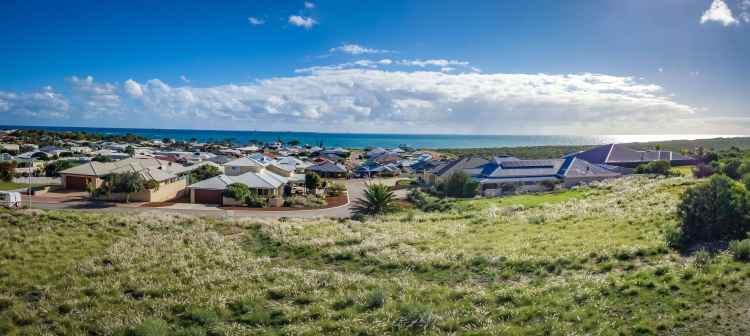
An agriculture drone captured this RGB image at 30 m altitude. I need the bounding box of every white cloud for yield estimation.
[248,17,265,25]
[0,86,69,119]
[700,0,739,26]
[740,0,750,22]
[304,2,315,9]
[180,75,190,83]
[3,69,719,134]
[288,15,317,28]
[329,44,392,55]
[658,67,664,73]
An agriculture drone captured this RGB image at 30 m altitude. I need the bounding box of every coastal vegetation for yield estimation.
[2,174,750,334]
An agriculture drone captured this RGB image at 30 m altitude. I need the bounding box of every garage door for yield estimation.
[65,176,88,190]
[193,189,223,205]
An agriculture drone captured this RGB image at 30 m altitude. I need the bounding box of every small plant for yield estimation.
[352,183,397,216]
[729,239,750,262]
[693,249,712,270]
[364,289,385,310]
[326,182,346,196]
[128,318,170,336]
[634,160,673,176]
[395,303,435,331]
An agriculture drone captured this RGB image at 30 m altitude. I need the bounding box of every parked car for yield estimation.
[0,191,22,208]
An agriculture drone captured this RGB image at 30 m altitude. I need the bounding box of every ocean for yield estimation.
[0,125,742,149]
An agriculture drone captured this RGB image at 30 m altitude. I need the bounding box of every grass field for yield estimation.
[0,182,28,191]
[1,175,749,335]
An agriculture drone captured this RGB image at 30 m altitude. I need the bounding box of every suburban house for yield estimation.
[424,157,490,185]
[187,169,288,205]
[305,161,349,178]
[354,162,401,178]
[564,144,698,168]
[473,156,620,196]
[58,157,190,202]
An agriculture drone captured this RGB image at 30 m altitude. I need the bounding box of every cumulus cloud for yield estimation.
[304,2,315,9]
[740,0,750,22]
[248,17,265,25]
[180,75,190,83]
[0,86,69,119]
[1,69,716,134]
[329,44,392,55]
[288,15,316,28]
[700,0,739,26]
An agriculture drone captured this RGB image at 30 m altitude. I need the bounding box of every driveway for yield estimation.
[27,177,405,219]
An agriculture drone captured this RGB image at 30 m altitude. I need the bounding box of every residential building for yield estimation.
[564,144,698,168]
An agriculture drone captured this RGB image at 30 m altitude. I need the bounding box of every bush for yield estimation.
[396,303,435,331]
[128,318,170,336]
[437,171,479,198]
[245,193,268,208]
[721,158,742,179]
[189,165,221,182]
[664,225,686,250]
[692,163,716,179]
[0,161,16,182]
[327,182,346,196]
[225,183,251,201]
[44,160,77,177]
[729,239,750,262]
[677,175,750,244]
[407,189,452,212]
[284,195,325,208]
[634,160,672,176]
[365,289,386,310]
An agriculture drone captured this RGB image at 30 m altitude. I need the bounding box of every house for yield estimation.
[473,156,620,196]
[223,155,274,176]
[321,147,350,157]
[0,143,20,153]
[306,161,349,178]
[58,157,190,202]
[0,153,13,161]
[564,144,698,168]
[425,157,490,185]
[354,163,401,178]
[187,169,288,205]
[69,146,92,155]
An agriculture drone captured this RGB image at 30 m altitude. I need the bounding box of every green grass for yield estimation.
[0,182,28,191]
[1,175,749,335]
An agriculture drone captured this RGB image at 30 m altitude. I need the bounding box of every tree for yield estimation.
[352,183,397,216]
[305,173,322,194]
[31,152,50,161]
[721,158,743,180]
[189,165,221,183]
[108,171,146,203]
[288,139,301,146]
[143,179,160,191]
[437,171,480,198]
[125,145,135,157]
[0,161,16,182]
[677,175,750,244]
[45,160,77,177]
[92,155,113,163]
[225,183,251,202]
[692,163,716,179]
[634,160,672,176]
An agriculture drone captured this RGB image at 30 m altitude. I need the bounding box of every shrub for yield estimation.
[742,173,750,191]
[692,163,716,179]
[396,303,435,331]
[664,225,686,250]
[245,193,268,208]
[677,175,750,244]
[721,158,742,179]
[634,160,672,176]
[407,189,452,212]
[327,182,346,196]
[92,155,113,163]
[729,239,750,262]
[128,318,170,336]
[365,289,385,310]
[225,183,251,202]
[189,165,221,183]
[44,160,77,177]
[305,173,322,193]
[437,171,479,198]
[352,183,397,216]
[183,307,219,326]
[693,249,712,269]
[0,161,16,182]
[284,195,325,208]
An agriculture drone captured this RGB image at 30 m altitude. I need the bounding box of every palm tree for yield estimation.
[352,183,397,216]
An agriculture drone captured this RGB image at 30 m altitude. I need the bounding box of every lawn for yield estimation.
[1,175,749,335]
[0,182,28,191]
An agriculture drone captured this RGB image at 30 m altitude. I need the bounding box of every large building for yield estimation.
[564,144,698,168]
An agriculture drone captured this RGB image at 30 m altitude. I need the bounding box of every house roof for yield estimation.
[188,169,288,190]
[565,144,697,165]
[431,157,489,177]
[59,157,184,182]
[307,161,348,173]
[472,156,621,181]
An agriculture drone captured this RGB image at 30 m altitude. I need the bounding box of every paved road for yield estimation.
[28,178,404,219]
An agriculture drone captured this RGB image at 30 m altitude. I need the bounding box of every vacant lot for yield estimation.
[1,175,748,335]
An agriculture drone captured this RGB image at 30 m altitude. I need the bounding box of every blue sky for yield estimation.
[1,0,748,134]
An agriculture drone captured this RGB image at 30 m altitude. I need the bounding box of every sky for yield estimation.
[0,0,749,135]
